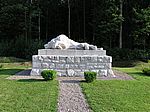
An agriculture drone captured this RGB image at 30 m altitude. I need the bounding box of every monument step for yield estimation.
[38,49,106,56]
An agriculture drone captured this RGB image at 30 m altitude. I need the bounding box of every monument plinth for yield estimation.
[31,49,114,77]
[30,34,115,77]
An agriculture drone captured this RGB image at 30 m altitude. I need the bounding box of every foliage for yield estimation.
[132,7,150,49]
[84,71,97,83]
[41,70,57,81]
[0,0,149,59]
[0,64,3,69]
[142,67,150,76]
[0,37,44,60]
[91,0,122,47]
[0,4,25,38]
[107,48,150,61]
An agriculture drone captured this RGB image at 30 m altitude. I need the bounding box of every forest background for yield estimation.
[0,0,149,60]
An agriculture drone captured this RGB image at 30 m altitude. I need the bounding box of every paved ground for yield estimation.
[100,70,134,80]
[7,69,134,80]
[57,77,91,112]
[7,69,43,80]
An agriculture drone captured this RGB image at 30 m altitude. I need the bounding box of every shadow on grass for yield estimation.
[113,61,136,67]
[18,79,45,82]
[0,69,24,76]
[80,80,87,83]
[112,60,146,67]
[136,72,150,77]
[129,71,150,79]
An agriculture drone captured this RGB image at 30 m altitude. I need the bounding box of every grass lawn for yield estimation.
[81,62,150,112]
[0,62,58,112]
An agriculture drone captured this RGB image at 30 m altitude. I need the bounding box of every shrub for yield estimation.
[107,48,150,61]
[0,64,3,71]
[84,71,97,83]
[41,70,57,81]
[142,68,150,76]
[0,64,3,68]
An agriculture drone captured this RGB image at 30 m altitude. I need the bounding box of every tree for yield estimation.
[119,0,123,48]
[68,0,71,38]
[132,7,150,49]
[90,0,122,48]
[29,0,32,39]
[37,0,41,40]
[83,0,86,41]
[0,4,26,39]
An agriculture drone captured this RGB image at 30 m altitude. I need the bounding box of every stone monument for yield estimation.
[31,34,115,77]
[44,34,97,50]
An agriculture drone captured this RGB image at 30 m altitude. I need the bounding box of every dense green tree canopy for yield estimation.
[0,0,149,59]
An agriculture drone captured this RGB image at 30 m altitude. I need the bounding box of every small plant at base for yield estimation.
[84,71,97,83]
[0,64,3,70]
[41,70,57,81]
[142,68,150,76]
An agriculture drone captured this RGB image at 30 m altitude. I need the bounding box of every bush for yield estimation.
[41,70,57,81]
[142,68,150,76]
[84,71,97,83]
[0,64,3,68]
[107,48,150,61]
[0,64,3,71]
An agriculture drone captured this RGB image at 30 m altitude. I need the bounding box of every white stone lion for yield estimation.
[44,34,97,50]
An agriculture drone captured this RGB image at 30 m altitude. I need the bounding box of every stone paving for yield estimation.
[57,77,91,112]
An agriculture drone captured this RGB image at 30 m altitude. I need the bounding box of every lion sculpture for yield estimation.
[44,34,97,50]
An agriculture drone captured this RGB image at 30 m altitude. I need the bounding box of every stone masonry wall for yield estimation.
[31,54,114,77]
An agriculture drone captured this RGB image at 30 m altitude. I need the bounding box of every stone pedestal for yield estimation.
[31,49,115,77]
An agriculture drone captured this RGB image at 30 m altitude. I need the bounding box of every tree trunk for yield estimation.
[75,2,81,41]
[110,36,112,48]
[68,0,71,38]
[29,0,32,39]
[83,0,86,41]
[25,8,27,43]
[144,37,146,50]
[45,9,48,40]
[119,0,123,48]
[38,10,40,40]
[92,0,96,44]
[38,1,41,41]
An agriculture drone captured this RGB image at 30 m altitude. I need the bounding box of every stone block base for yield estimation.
[31,49,115,77]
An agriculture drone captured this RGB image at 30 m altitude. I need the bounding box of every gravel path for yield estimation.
[8,69,134,80]
[99,70,134,80]
[7,69,43,80]
[57,77,91,112]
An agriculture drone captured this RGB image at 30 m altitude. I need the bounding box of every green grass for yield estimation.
[0,57,28,63]
[0,62,58,112]
[81,62,150,112]
[1,59,150,112]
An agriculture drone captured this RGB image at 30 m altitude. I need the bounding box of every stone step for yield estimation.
[38,49,106,56]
